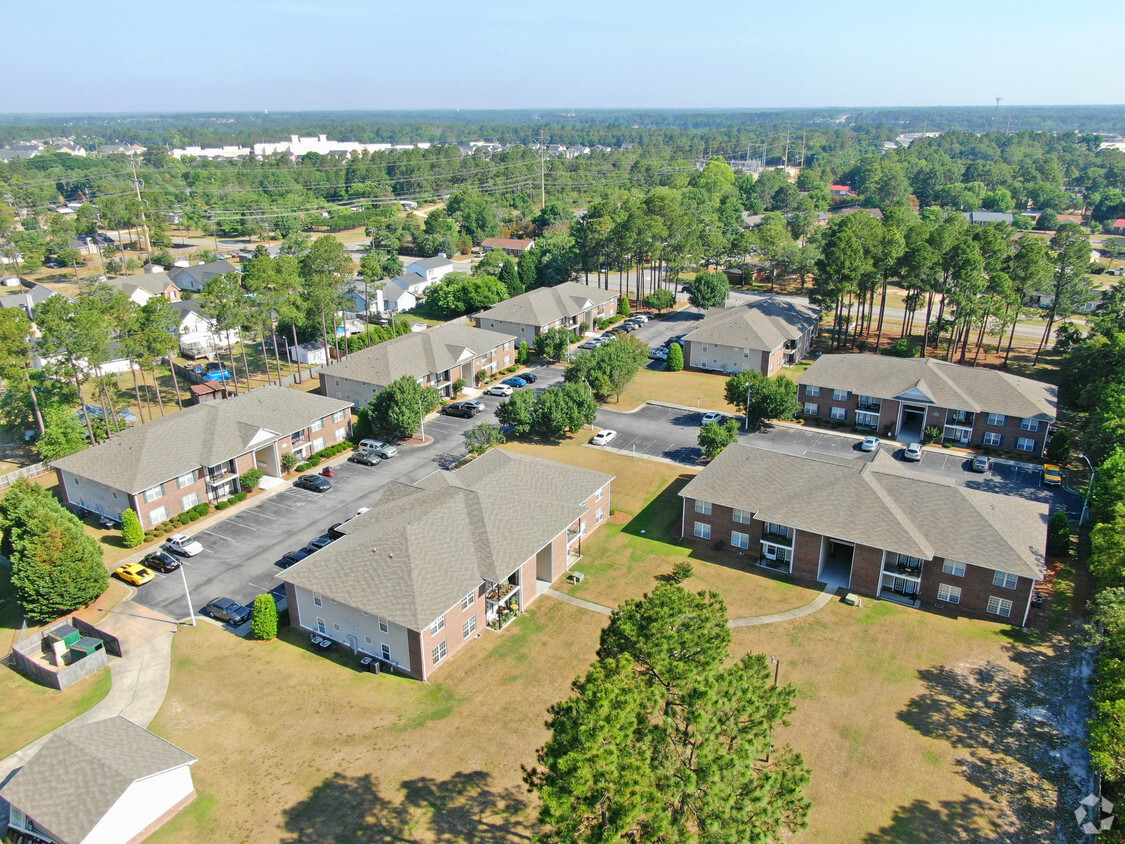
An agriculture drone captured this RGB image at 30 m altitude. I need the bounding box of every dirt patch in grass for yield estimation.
[148,599,605,843]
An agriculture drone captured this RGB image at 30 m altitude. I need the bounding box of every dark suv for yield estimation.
[205,597,251,625]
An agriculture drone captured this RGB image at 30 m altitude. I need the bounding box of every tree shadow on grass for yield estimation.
[281,770,533,843]
[861,796,994,842]
[619,474,694,541]
[895,633,1088,842]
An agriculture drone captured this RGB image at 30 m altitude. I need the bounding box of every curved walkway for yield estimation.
[546,583,838,627]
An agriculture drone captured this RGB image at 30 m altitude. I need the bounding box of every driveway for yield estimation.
[131,364,568,626]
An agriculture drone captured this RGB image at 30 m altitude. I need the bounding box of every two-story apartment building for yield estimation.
[52,387,352,527]
[319,322,517,406]
[797,354,1058,453]
[681,296,820,377]
[679,445,1047,626]
[278,448,613,680]
[474,281,618,346]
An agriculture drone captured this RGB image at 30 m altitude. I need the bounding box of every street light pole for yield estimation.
[178,563,196,627]
[1080,453,1096,526]
[418,396,426,442]
[745,379,752,432]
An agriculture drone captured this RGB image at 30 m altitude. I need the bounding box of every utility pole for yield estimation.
[761,142,767,170]
[540,152,546,209]
[992,97,1002,130]
[783,126,790,169]
[799,132,807,169]
[128,158,151,258]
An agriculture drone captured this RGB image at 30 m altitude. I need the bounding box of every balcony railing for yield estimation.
[762,531,793,547]
[857,400,881,410]
[882,562,923,579]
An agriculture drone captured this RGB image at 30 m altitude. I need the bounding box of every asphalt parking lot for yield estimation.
[593,402,1081,519]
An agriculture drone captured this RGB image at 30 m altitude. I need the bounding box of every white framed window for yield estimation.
[463,615,477,638]
[732,508,752,524]
[596,487,604,501]
[332,409,347,423]
[312,437,326,452]
[1016,437,1036,452]
[986,413,1006,426]
[803,403,819,415]
[830,406,847,421]
[694,521,711,540]
[596,507,604,523]
[316,617,326,634]
[310,418,324,432]
[993,571,1018,590]
[805,385,820,397]
[983,432,1002,447]
[1020,418,1040,432]
[181,492,201,510]
[432,640,447,665]
[364,636,372,645]
[147,505,169,526]
[764,523,791,539]
[431,615,446,635]
[855,411,879,428]
[379,617,389,633]
[832,389,848,401]
[313,594,322,607]
[937,583,961,604]
[694,500,711,515]
[461,591,475,611]
[335,428,346,442]
[176,472,195,489]
[143,484,164,503]
[332,622,340,632]
[731,531,750,549]
[381,643,391,661]
[987,596,1013,617]
[942,560,966,577]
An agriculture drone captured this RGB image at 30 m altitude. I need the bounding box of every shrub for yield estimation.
[295,462,310,472]
[452,378,465,395]
[667,342,684,371]
[187,512,199,522]
[232,491,248,503]
[144,532,156,542]
[191,503,211,517]
[1048,511,1072,555]
[882,338,920,358]
[121,509,144,548]
[216,501,230,510]
[281,452,300,471]
[1045,428,1071,464]
[240,467,264,491]
[517,341,530,364]
[250,593,279,640]
[669,561,694,583]
[619,296,631,317]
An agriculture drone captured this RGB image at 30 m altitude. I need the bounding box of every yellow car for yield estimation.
[1043,464,1063,487]
[114,563,155,586]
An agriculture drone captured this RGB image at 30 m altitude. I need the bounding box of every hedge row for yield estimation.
[143,502,213,541]
[292,441,354,474]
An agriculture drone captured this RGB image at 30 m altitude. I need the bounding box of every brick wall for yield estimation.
[919,558,1035,622]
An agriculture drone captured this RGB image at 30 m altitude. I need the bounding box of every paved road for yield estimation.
[131,364,568,623]
[593,403,1081,519]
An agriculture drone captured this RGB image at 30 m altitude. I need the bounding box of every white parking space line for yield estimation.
[198,530,237,542]
[227,521,259,531]
[237,508,277,520]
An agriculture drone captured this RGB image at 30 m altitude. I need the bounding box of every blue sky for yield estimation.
[4,0,1123,113]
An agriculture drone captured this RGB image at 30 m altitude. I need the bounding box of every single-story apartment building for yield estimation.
[481,237,535,257]
[0,716,197,844]
[474,281,618,346]
[279,448,614,680]
[52,386,352,527]
[319,322,517,406]
[679,445,1047,626]
[681,296,821,377]
[796,354,1058,453]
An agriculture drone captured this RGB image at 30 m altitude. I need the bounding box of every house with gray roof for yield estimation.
[797,354,1058,453]
[0,281,65,319]
[681,295,820,377]
[104,271,181,306]
[405,255,455,286]
[680,445,1047,625]
[52,386,352,528]
[319,322,517,405]
[0,716,196,844]
[474,281,618,346]
[279,448,613,680]
[166,258,238,293]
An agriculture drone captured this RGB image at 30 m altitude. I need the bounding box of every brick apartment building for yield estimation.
[681,296,820,377]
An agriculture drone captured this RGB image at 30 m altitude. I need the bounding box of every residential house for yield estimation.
[51,386,352,527]
[0,716,197,844]
[1110,218,1125,235]
[175,301,240,359]
[279,448,614,680]
[481,237,536,257]
[965,211,1015,226]
[96,143,147,156]
[106,272,181,306]
[797,354,1058,453]
[319,322,516,405]
[0,281,64,318]
[166,259,239,294]
[828,184,855,197]
[681,296,821,377]
[31,341,137,378]
[405,256,455,287]
[679,445,1047,625]
[474,281,618,346]
[343,279,415,315]
[71,233,115,256]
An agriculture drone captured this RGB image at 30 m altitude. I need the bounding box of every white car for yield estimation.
[591,429,617,446]
[860,436,882,452]
[701,411,724,425]
[484,383,514,397]
[165,533,203,557]
[903,442,924,462]
[631,314,650,323]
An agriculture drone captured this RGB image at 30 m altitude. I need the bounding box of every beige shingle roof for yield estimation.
[797,354,1057,419]
[279,448,613,630]
[679,445,1047,579]
[51,386,351,493]
[0,716,196,844]
[318,323,515,391]
[683,296,821,352]
[475,282,617,328]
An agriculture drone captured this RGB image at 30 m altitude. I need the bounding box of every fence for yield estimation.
[0,462,50,491]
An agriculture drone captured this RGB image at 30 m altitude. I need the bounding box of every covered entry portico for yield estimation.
[818,537,854,590]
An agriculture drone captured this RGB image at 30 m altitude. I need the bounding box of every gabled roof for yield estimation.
[482,237,535,251]
[167,259,238,290]
[279,448,613,629]
[318,322,515,391]
[106,271,177,298]
[475,281,617,328]
[798,354,1057,420]
[0,716,196,844]
[407,256,453,271]
[52,386,351,493]
[682,296,820,352]
[679,445,1047,579]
